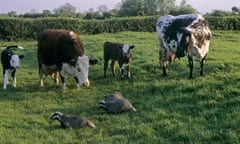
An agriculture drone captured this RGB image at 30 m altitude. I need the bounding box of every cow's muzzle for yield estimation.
[81,79,90,87]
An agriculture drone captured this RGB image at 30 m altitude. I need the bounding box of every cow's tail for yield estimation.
[6,45,24,50]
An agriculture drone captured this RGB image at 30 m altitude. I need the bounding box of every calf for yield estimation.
[156,14,211,78]
[1,45,24,89]
[103,42,134,79]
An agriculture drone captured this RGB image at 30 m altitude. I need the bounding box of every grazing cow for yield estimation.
[103,42,135,80]
[156,14,211,78]
[37,29,97,90]
[1,45,24,89]
[50,111,96,129]
[98,91,137,113]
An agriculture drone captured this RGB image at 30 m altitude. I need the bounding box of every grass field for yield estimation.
[0,31,239,144]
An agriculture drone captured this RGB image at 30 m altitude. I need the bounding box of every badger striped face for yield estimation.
[50,111,63,120]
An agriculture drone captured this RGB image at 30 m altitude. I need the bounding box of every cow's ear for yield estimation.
[89,58,98,65]
[69,58,77,66]
[19,55,24,59]
[129,45,135,49]
[8,54,11,60]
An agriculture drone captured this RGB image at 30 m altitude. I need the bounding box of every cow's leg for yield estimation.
[188,55,194,79]
[104,60,109,78]
[74,77,80,88]
[126,64,131,79]
[158,39,168,76]
[60,70,66,90]
[119,63,124,80]
[200,55,207,76]
[53,72,59,84]
[11,69,16,88]
[111,60,116,77]
[39,64,44,87]
[162,49,168,76]
[3,69,8,90]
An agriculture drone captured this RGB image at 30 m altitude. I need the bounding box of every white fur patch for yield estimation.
[122,44,130,54]
[69,31,74,36]
[17,46,24,50]
[10,55,21,68]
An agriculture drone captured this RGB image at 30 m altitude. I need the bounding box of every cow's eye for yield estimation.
[77,68,81,72]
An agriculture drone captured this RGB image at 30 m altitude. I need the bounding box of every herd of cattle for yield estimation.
[1,14,211,90]
[1,13,212,128]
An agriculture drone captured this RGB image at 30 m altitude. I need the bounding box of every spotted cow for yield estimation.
[156,14,211,78]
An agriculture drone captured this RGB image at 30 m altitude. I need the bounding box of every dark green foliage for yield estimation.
[0,16,240,40]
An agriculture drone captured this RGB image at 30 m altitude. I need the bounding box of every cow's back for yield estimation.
[103,42,123,60]
[37,29,84,66]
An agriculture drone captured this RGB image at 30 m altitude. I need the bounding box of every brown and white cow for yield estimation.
[156,14,211,79]
[37,29,97,90]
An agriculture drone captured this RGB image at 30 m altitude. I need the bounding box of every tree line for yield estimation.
[1,0,240,19]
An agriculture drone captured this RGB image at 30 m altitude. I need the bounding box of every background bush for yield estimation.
[0,16,239,40]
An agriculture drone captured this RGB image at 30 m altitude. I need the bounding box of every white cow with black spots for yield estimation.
[156,14,211,79]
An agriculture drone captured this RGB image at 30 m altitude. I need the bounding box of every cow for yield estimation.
[103,41,135,80]
[156,14,211,79]
[1,45,24,90]
[37,29,97,90]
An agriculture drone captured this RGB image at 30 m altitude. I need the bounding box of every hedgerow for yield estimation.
[0,16,239,40]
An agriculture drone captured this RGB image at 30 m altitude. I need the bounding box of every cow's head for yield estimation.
[176,28,191,58]
[10,54,24,68]
[120,44,135,62]
[61,55,97,89]
[73,56,90,87]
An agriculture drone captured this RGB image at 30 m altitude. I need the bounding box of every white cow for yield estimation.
[156,14,211,78]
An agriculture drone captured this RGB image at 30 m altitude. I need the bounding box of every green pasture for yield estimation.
[0,31,239,143]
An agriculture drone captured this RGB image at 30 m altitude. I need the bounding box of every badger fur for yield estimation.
[98,92,136,113]
[50,111,96,129]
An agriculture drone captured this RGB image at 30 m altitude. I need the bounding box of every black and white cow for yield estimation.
[1,45,24,89]
[104,41,135,80]
[156,14,211,79]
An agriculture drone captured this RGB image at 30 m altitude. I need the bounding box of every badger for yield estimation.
[50,111,96,129]
[98,92,137,113]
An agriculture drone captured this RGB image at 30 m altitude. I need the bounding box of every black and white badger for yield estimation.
[50,111,96,129]
[1,45,24,89]
[98,92,137,113]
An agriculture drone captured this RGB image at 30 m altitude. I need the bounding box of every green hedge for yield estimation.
[0,16,239,40]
